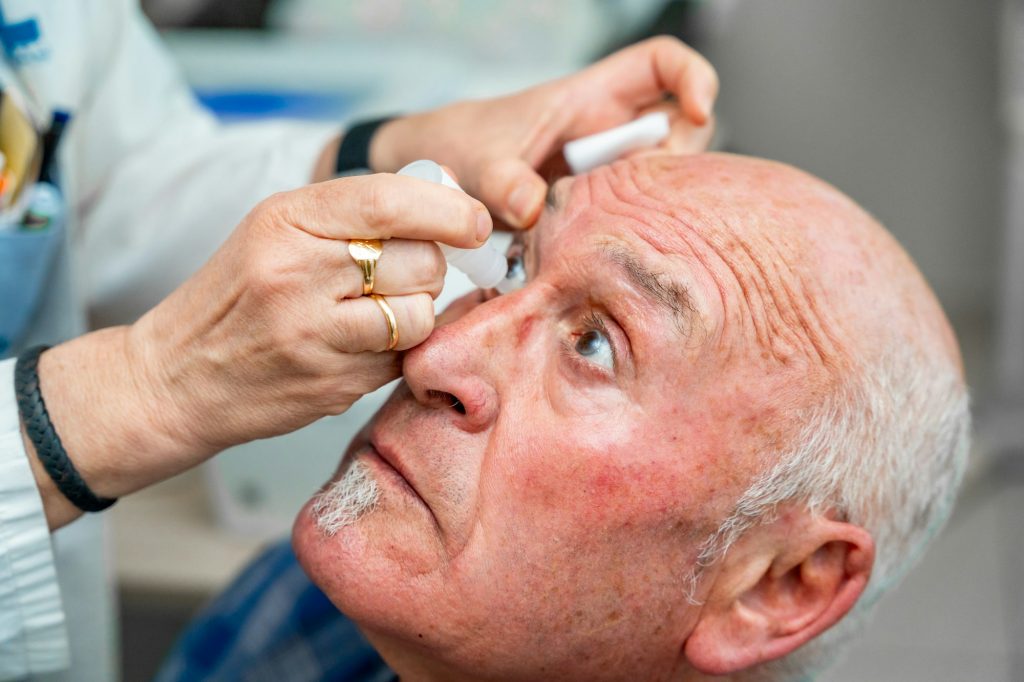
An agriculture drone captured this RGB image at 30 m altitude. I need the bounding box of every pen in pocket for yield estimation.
[20,182,60,230]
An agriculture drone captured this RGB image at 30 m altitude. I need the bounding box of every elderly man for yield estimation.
[159,153,969,681]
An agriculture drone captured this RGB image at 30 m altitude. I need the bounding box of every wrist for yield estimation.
[35,327,199,501]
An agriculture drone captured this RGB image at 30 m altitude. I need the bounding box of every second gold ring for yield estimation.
[370,294,400,351]
[348,238,384,295]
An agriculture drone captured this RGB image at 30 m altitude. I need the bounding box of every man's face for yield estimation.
[293,156,838,681]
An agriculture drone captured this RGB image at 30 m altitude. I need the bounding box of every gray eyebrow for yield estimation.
[603,246,700,339]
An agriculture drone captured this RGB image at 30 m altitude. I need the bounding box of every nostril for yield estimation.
[427,390,466,415]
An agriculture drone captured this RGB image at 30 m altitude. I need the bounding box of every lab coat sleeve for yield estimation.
[0,358,68,680]
[70,0,341,326]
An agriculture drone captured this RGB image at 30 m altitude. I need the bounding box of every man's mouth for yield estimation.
[365,436,440,531]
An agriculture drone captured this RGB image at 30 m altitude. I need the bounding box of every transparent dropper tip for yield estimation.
[494,275,518,295]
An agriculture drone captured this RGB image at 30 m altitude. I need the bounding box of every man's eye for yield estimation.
[574,329,614,370]
[496,242,527,294]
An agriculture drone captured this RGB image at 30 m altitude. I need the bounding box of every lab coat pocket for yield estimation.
[0,196,65,356]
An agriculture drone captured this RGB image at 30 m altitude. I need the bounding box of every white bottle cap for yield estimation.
[563,112,671,174]
[397,159,462,190]
[397,160,508,289]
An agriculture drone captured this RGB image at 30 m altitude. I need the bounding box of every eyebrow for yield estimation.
[602,246,700,339]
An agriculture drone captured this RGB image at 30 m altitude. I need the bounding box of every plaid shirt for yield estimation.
[156,541,396,682]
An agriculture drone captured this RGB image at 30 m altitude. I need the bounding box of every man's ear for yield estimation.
[683,510,875,675]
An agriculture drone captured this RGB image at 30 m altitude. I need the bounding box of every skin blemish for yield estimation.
[516,314,539,348]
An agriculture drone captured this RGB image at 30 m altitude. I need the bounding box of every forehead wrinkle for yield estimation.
[583,170,732,351]
[605,161,844,374]
[691,210,844,374]
[600,243,701,341]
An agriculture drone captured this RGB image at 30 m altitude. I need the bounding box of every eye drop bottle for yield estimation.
[397,160,508,289]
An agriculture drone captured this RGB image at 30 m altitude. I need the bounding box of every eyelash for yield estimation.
[560,311,617,377]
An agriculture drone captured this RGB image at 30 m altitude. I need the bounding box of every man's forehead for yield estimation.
[537,156,859,374]
[538,163,719,272]
[533,173,708,342]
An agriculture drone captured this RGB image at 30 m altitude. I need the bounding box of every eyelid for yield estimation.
[571,309,631,380]
[586,312,620,370]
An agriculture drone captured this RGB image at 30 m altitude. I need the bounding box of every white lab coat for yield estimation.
[0,0,339,678]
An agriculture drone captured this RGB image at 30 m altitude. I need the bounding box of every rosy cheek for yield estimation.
[507,441,666,527]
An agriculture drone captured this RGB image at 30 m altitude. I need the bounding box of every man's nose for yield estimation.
[402,289,527,433]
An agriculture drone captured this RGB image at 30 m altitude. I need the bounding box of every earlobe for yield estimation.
[683,513,875,675]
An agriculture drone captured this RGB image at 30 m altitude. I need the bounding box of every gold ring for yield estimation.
[347,239,384,295]
[370,294,399,351]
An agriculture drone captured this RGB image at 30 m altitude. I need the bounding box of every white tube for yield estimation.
[563,112,671,174]
[397,160,508,289]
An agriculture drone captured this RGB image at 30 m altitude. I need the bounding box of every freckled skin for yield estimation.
[292,154,960,681]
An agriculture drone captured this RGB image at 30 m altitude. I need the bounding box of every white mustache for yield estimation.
[311,458,380,536]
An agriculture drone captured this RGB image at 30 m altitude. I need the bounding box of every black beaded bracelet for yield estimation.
[14,345,117,512]
[335,115,395,175]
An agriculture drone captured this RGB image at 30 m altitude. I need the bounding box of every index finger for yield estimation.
[279,173,492,249]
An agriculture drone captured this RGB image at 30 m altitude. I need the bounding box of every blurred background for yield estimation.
[111,1,1021,680]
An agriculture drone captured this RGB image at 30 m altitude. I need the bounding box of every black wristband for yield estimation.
[335,116,395,175]
[14,345,117,513]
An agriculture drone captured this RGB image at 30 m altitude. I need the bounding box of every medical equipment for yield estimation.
[397,160,509,289]
[563,111,671,174]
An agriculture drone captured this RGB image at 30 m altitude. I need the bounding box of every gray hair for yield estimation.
[686,344,971,681]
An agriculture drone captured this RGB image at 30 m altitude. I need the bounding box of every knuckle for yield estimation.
[476,159,511,200]
[360,177,399,232]
[414,242,448,287]
[652,34,682,48]
[404,294,436,346]
[426,246,448,297]
[277,341,318,376]
[256,191,292,223]
[647,34,686,55]
[246,249,287,297]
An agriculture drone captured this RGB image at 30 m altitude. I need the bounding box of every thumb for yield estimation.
[474,157,548,229]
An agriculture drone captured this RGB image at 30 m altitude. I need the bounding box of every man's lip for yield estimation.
[369,437,441,530]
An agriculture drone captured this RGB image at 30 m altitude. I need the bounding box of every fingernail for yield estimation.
[476,210,492,242]
[509,182,542,225]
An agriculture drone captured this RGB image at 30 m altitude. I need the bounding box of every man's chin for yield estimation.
[291,445,446,603]
[291,456,376,577]
[290,474,451,661]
